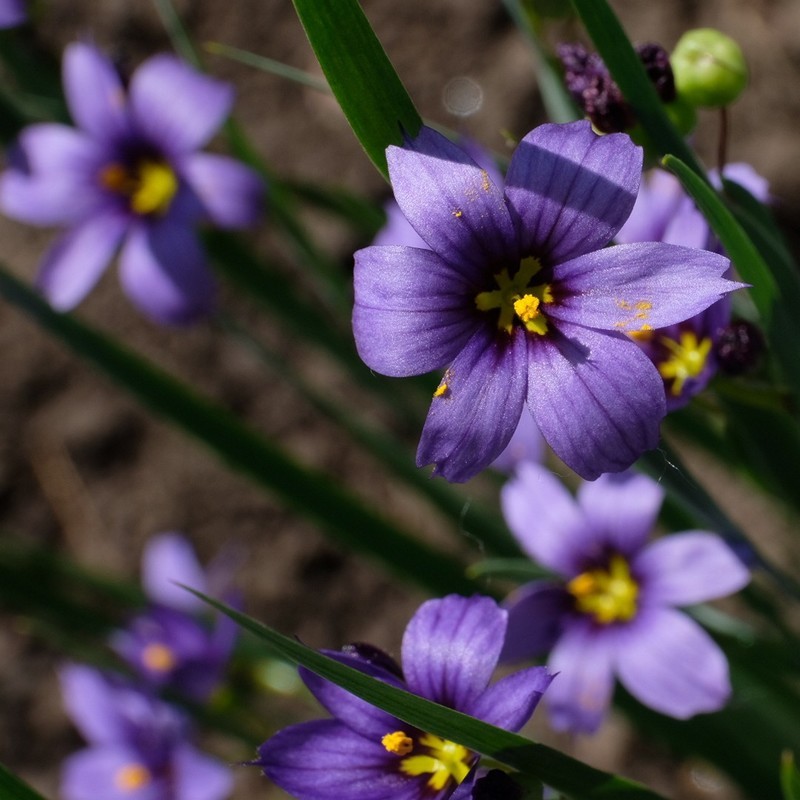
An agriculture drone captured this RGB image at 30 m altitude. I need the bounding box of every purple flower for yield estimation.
[257,594,553,800]
[616,164,768,408]
[0,0,25,27]
[353,121,740,481]
[111,533,237,701]
[500,463,750,732]
[0,42,263,324]
[59,665,232,800]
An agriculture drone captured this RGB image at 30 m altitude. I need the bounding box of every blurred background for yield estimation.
[0,1,799,798]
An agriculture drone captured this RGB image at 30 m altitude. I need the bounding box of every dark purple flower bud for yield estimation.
[473,769,524,800]
[714,320,765,375]
[636,43,676,102]
[341,641,404,679]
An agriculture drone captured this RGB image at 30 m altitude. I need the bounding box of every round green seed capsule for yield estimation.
[671,28,748,107]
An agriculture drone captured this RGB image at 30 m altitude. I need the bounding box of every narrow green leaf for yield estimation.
[467,558,555,582]
[194,591,668,800]
[782,752,800,800]
[570,0,704,175]
[663,154,800,397]
[0,266,476,598]
[290,0,422,178]
[0,764,49,800]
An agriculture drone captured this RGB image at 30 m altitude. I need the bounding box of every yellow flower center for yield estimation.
[382,730,472,792]
[141,642,177,672]
[657,331,713,396]
[100,159,179,216]
[567,554,639,624]
[114,763,152,792]
[475,256,553,335]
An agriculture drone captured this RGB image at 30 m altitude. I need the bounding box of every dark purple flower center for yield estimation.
[474,257,553,335]
[382,729,472,792]
[567,554,639,624]
[99,159,178,216]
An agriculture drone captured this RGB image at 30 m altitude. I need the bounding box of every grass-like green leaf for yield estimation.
[0,764,49,800]
[663,154,800,397]
[570,0,703,175]
[0,266,476,599]
[290,0,421,178]
[782,751,800,800]
[193,590,668,800]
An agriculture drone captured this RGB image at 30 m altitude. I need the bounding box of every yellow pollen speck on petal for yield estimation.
[115,763,151,792]
[567,554,639,625]
[141,642,177,673]
[628,325,654,341]
[480,169,491,193]
[433,382,449,398]
[658,331,712,396]
[452,209,463,218]
[382,730,414,755]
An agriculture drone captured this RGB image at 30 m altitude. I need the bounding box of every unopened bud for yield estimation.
[671,28,748,107]
[714,320,765,375]
[472,770,524,800]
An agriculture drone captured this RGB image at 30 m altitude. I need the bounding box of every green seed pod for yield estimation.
[671,28,748,107]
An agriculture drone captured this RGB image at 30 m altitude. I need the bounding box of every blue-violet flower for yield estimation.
[500,463,750,732]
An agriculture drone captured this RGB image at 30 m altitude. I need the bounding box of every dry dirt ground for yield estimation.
[1,1,799,799]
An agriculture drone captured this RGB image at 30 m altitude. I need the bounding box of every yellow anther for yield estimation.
[433,382,449,398]
[115,763,151,792]
[99,159,178,216]
[382,730,414,756]
[399,732,471,791]
[513,294,540,323]
[657,331,712,396]
[141,643,177,673]
[567,555,639,624]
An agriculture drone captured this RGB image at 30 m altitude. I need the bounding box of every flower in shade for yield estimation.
[616,164,768,408]
[500,463,750,733]
[257,594,553,800]
[353,121,741,482]
[0,42,263,324]
[111,532,238,701]
[0,0,25,27]
[59,665,232,800]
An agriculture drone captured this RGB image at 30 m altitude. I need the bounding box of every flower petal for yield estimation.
[501,581,571,661]
[258,720,418,800]
[129,55,233,156]
[299,652,403,738]
[505,120,640,263]
[547,243,738,334]
[545,619,618,733]
[576,471,664,556]
[616,607,731,718]
[181,153,264,228]
[63,43,128,141]
[490,410,544,474]
[615,168,688,244]
[0,0,26,26]
[635,532,750,607]
[417,325,528,483]
[401,595,506,712]
[36,212,126,310]
[467,666,553,731]
[142,532,208,612]
[386,126,516,279]
[353,245,478,377]
[59,666,126,745]
[61,746,164,800]
[172,744,233,800]
[500,462,587,574]
[527,322,665,480]
[119,219,215,324]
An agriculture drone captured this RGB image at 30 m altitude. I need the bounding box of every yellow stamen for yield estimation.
[399,732,471,791]
[567,554,639,624]
[99,159,178,216]
[433,382,449,398]
[141,642,177,673]
[657,331,713,396]
[382,730,414,756]
[114,763,151,792]
[474,257,552,335]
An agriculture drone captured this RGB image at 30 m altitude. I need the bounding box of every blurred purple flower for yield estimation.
[257,594,552,800]
[0,42,263,324]
[0,0,25,27]
[616,164,768,408]
[111,532,237,701]
[60,665,232,800]
[500,463,750,732]
[353,121,740,482]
